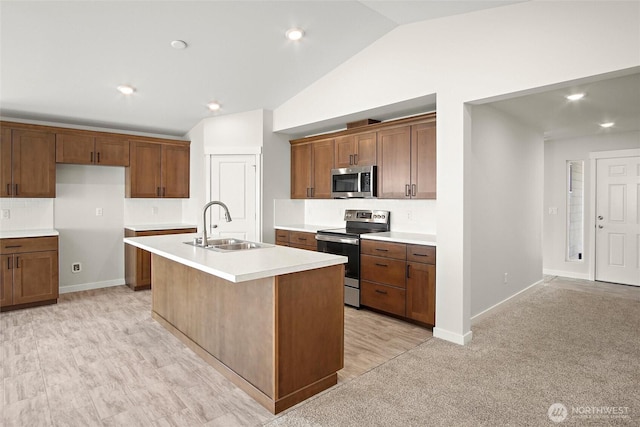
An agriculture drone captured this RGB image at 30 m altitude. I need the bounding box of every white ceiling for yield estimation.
[0,1,523,137]
[2,1,637,142]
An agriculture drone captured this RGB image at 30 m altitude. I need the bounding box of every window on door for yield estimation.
[566,160,584,262]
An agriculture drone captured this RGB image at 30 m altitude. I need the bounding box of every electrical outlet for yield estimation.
[548,207,558,215]
[504,272,508,284]
[96,207,103,216]
[1,209,9,220]
[152,206,159,215]
[407,210,413,221]
[71,262,82,273]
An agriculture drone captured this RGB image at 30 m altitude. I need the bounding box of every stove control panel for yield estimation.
[344,209,390,224]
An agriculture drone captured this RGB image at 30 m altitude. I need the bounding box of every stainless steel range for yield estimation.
[316,210,390,307]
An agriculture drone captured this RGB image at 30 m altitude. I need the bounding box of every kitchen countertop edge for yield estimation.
[0,229,60,239]
[274,224,336,233]
[362,231,437,246]
[125,223,198,232]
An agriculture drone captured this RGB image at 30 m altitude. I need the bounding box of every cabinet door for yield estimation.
[12,251,59,305]
[291,143,312,199]
[11,129,56,197]
[334,135,356,168]
[128,141,162,198]
[354,132,377,166]
[0,127,11,197]
[161,144,190,198]
[0,255,12,307]
[95,136,130,166]
[56,133,95,164]
[377,126,411,199]
[411,123,436,199]
[406,261,435,325]
[311,139,334,198]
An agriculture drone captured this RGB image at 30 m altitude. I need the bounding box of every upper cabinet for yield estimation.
[377,120,436,199]
[334,132,377,168]
[56,132,129,166]
[291,139,333,199]
[126,140,190,198]
[1,127,56,198]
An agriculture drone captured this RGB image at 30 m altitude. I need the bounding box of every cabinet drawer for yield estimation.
[361,281,406,317]
[1,236,58,254]
[289,242,316,251]
[361,240,406,260]
[361,254,406,288]
[126,228,196,238]
[407,244,436,264]
[275,229,290,244]
[289,231,315,247]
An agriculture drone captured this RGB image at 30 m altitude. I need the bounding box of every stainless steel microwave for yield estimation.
[331,165,377,198]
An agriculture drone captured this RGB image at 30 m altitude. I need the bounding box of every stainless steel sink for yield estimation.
[184,238,272,252]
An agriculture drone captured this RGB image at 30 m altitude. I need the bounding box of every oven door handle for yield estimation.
[315,234,360,245]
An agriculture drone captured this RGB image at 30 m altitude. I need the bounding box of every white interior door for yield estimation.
[595,156,640,286]
[209,155,257,241]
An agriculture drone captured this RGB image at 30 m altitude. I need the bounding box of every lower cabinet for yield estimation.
[1,236,59,311]
[360,239,436,326]
[274,229,317,251]
[124,227,196,290]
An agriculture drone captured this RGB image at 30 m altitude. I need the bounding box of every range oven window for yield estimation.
[316,239,359,281]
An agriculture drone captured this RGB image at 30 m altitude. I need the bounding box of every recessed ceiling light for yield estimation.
[599,122,615,128]
[170,40,188,49]
[117,85,135,95]
[566,93,585,101]
[285,28,305,41]
[207,101,221,111]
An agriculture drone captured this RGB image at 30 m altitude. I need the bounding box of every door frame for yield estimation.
[588,148,640,281]
[204,146,263,241]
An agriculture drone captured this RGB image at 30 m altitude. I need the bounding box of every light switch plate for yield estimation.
[1,209,9,219]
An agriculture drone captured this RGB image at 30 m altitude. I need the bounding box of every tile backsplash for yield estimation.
[0,198,55,231]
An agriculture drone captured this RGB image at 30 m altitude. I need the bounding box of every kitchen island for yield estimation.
[123,233,347,414]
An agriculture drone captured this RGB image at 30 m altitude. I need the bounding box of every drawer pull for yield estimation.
[5,245,22,249]
[375,248,388,252]
[375,263,388,267]
[412,253,428,257]
[375,289,388,295]
[7,257,11,269]
[298,237,307,241]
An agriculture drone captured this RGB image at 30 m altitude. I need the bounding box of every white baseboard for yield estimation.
[59,279,126,294]
[433,328,473,345]
[470,279,543,326]
[543,269,591,280]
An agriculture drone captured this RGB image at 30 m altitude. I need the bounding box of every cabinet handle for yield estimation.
[15,256,19,268]
[157,187,161,197]
[311,187,315,197]
[407,264,411,278]
[306,188,310,197]
[7,257,11,270]
[405,184,410,197]
[375,248,388,252]
[97,152,101,163]
[162,187,166,197]
[298,237,307,241]
[5,245,22,249]
[412,253,428,257]
[349,154,353,165]
[14,184,18,196]
[91,152,94,163]
[6,183,11,196]
[411,184,416,197]
[354,154,358,165]
[375,263,388,267]
[375,289,388,295]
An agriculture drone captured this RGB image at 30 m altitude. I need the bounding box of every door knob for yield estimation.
[598,225,604,229]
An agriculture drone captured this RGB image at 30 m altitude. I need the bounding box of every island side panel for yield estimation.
[151,254,275,398]
[275,264,344,401]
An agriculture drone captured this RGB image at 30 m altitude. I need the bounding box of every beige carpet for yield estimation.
[266,284,640,426]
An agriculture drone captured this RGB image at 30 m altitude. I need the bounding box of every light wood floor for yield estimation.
[1,286,431,427]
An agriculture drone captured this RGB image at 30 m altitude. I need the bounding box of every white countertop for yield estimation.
[0,229,59,239]
[125,223,197,232]
[362,231,437,246]
[274,224,335,233]
[124,233,347,283]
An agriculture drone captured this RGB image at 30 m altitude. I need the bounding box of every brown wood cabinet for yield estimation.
[56,132,129,166]
[126,141,190,198]
[124,227,197,291]
[1,127,56,198]
[334,132,377,168]
[360,239,436,326]
[274,229,317,251]
[377,121,436,199]
[1,236,59,311]
[290,139,333,199]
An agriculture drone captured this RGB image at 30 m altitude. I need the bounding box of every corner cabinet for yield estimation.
[1,127,56,198]
[377,121,436,199]
[290,139,333,199]
[1,236,59,311]
[126,140,190,198]
[360,239,436,326]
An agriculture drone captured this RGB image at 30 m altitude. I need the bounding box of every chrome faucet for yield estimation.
[201,201,232,246]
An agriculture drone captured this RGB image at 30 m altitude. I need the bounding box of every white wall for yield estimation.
[543,131,640,279]
[469,105,543,317]
[55,165,125,292]
[273,1,640,344]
